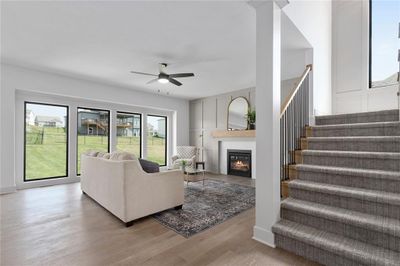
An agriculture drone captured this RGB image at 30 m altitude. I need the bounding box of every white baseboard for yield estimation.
[17,176,80,190]
[0,186,17,194]
[253,225,276,248]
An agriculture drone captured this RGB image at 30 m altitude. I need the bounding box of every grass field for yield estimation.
[25,126,67,180]
[25,126,166,180]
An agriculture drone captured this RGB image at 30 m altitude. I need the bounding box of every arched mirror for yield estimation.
[227,97,249,130]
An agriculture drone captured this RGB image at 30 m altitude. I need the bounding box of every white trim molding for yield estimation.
[0,186,17,195]
[253,226,276,248]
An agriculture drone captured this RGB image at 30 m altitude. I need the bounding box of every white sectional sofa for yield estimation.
[80,152,184,226]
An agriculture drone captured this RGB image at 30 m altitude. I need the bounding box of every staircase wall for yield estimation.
[332,0,399,114]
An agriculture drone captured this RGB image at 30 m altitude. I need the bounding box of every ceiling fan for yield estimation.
[130,63,194,86]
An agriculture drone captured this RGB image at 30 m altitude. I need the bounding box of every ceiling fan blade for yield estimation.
[169,73,195,78]
[168,78,182,86]
[146,78,159,84]
[130,71,157,77]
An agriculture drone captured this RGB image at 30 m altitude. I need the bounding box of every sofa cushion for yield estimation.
[139,159,160,173]
[110,151,136,161]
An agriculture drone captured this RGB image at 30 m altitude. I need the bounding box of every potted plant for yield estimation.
[180,160,187,173]
[246,108,256,130]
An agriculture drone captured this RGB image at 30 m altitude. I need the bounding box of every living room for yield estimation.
[1,1,399,265]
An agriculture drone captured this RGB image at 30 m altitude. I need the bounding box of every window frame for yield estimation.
[116,111,142,158]
[24,101,69,182]
[368,0,399,89]
[147,114,168,167]
[76,107,111,176]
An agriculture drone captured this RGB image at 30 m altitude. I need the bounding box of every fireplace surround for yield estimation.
[227,149,252,178]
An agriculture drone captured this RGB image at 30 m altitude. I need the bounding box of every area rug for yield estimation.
[152,179,255,238]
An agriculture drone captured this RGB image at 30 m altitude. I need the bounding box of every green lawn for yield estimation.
[146,135,166,165]
[25,126,166,180]
[25,126,67,180]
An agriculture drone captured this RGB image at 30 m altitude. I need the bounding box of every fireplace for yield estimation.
[227,149,252,178]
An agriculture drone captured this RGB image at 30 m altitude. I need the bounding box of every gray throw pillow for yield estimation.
[139,159,160,173]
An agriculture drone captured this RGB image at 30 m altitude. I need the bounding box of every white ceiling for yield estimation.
[1,1,310,100]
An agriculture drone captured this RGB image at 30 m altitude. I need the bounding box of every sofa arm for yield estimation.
[81,156,127,221]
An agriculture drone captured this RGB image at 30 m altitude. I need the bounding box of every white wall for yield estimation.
[189,87,255,173]
[281,49,308,80]
[332,0,398,114]
[0,63,189,193]
[283,0,332,116]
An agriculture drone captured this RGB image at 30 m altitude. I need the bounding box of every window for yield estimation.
[24,102,68,181]
[147,115,167,166]
[369,0,400,88]
[77,108,110,175]
[116,112,142,157]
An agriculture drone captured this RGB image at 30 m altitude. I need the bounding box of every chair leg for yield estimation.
[125,221,134,227]
[174,205,183,210]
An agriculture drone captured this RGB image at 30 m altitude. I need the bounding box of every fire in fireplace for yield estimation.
[227,149,252,178]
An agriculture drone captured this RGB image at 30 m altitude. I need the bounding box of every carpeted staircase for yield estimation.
[272,109,400,266]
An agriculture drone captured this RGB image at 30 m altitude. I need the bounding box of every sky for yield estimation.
[147,116,166,131]
[27,103,67,119]
[371,0,400,81]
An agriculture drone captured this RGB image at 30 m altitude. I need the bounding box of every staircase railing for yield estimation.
[280,64,312,182]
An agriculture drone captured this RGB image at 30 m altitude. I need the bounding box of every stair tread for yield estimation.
[290,180,400,206]
[282,198,400,235]
[311,121,400,129]
[306,136,400,142]
[295,164,400,180]
[316,109,398,119]
[301,150,400,159]
[273,220,400,266]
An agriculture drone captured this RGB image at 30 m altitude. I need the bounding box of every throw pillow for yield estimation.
[110,151,136,161]
[139,159,160,173]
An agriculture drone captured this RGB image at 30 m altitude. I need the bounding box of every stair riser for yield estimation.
[290,187,400,219]
[304,140,400,152]
[310,125,400,137]
[281,208,400,252]
[275,235,364,266]
[300,155,400,172]
[297,170,400,193]
[316,110,399,126]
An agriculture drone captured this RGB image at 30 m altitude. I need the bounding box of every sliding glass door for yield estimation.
[147,115,167,166]
[24,102,68,181]
[77,107,110,174]
[116,112,142,157]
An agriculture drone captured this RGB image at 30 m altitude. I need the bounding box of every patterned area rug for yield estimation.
[152,179,255,238]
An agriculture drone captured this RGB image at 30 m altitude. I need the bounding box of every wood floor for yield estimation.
[1,174,318,266]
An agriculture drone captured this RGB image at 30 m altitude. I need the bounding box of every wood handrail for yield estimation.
[280,64,312,118]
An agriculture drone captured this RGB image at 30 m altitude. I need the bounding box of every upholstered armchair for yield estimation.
[171,146,197,170]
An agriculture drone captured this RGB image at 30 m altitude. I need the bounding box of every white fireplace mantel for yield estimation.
[218,139,256,179]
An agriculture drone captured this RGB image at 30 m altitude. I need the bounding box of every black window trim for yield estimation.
[116,111,143,158]
[76,107,111,176]
[24,101,69,182]
[147,114,168,167]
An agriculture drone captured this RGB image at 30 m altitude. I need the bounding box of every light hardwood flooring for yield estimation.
[1,174,318,266]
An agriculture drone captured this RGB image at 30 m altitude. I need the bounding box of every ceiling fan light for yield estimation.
[158,78,169,84]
